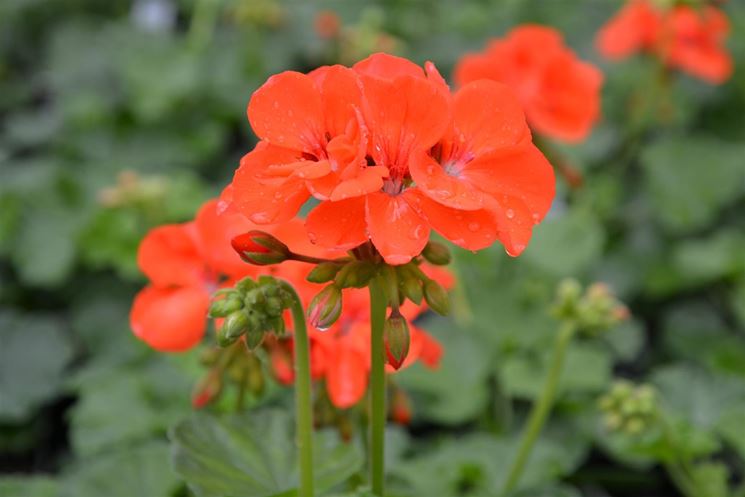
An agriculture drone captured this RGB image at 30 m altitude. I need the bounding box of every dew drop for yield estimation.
[250,212,270,223]
[531,212,541,222]
[274,191,283,199]
[467,222,480,232]
[426,164,435,175]
[307,232,318,244]
[411,225,425,240]
[273,101,280,109]
[506,208,515,219]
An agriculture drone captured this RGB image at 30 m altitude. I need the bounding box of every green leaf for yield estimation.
[522,209,605,277]
[689,462,729,497]
[714,404,745,460]
[170,409,363,497]
[641,137,745,234]
[0,476,59,497]
[396,317,491,425]
[60,441,180,497]
[391,422,588,496]
[0,311,74,420]
[502,342,612,399]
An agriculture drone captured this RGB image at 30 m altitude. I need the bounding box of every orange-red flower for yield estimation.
[596,0,732,84]
[130,199,315,351]
[455,25,603,143]
[228,53,555,264]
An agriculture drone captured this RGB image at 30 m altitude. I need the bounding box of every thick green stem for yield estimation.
[279,282,314,497]
[501,321,577,496]
[369,276,388,496]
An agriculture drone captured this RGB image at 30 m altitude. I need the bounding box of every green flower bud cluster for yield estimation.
[598,380,658,436]
[209,276,291,349]
[394,261,450,316]
[552,279,629,335]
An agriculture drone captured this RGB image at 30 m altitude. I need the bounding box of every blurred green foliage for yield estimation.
[1,0,744,496]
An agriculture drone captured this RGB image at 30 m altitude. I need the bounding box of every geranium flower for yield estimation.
[454,25,604,142]
[130,199,316,351]
[596,0,732,84]
[228,53,555,264]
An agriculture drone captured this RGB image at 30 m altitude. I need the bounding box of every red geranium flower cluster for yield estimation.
[454,25,604,143]
[596,0,732,84]
[224,53,555,264]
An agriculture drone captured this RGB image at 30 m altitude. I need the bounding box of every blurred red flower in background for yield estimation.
[130,199,318,351]
[226,53,555,264]
[270,266,452,408]
[596,0,732,84]
[455,25,603,143]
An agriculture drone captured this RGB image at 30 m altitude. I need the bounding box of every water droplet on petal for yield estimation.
[307,232,318,244]
[467,222,480,232]
[250,212,270,223]
[410,225,425,240]
[273,101,280,109]
[506,209,515,219]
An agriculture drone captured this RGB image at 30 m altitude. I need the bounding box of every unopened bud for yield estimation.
[391,388,412,425]
[191,374,221,409]
[307,262,343,283]
[384,311,410,370]
[244,326,265,350]
[422,241,451,266]
[209,296,244,318]
[423,279,450,316]
[218,311,250,346]
[308,285,342,330]
[231,231,291,266]
[334,261,378,289]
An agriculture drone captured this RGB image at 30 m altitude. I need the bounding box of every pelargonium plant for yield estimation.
[131,51,565,497]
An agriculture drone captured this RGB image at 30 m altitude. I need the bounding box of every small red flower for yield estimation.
[596,0,732,84]
[130,199,312,352]
[455,25,604,142]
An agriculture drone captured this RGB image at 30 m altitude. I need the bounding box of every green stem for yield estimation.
[659,417,702,497]
[369,276,388,496]
[501,321,577,496]
[279,282,314,497]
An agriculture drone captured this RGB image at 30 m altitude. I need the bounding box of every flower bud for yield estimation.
[308,285,342,330]
[244,326,265,350]
[231,231,290,266]
[307,262,343,283]
[208,296,244,318]
[191,374,221,409]
[384,311,410,370]
[423,279,450,316]
[422,241,451,266]
[598,380,658,436]
[391,388,412,425]
[217,311,250,346]
[398,267,423,305]
[334,261,378,289]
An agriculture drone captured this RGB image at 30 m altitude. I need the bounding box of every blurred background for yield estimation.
[1,1,744,496]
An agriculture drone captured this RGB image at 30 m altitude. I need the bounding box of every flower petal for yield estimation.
[130,285,210,352]
[461,144,555,256]
[306,197,368,251]
[247,71,325,152]
[361,75,451,168]
[137,223,204,287]
[353,53,425,80]
[326,343,368,408]
[194,199,256,278]
[365,191,429,265]
[407,188,499,251]
[452,80,531,153]
[231,144,310,224]
[409,152,485,210]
